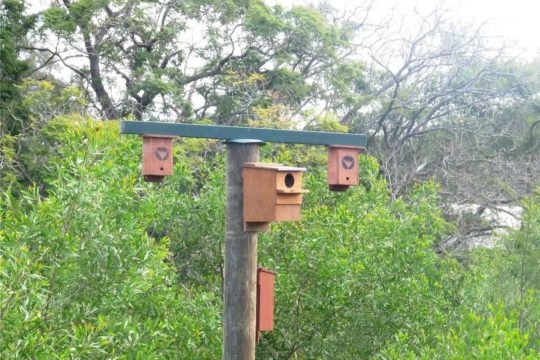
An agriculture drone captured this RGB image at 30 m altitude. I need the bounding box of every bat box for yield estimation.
[243,163,308,232]
[142,135,174,182]
[256,267,277,341]
[327,145,361,191]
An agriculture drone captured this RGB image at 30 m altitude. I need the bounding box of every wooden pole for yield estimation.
[223,142,260,360]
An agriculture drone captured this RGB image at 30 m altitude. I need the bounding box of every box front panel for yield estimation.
[337,148,359,185]
[275,204,301,222]
[142,137,173,176]
[276,172,303,193]
[276,193,303,205]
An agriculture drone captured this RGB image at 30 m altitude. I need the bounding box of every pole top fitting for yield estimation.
[224,139,265,145]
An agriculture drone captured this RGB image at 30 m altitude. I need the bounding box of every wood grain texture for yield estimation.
[275,204,301,222]
[243,168,276,222]
[256,268,277,332]
[276,193,303,205]
[224,143,260,360]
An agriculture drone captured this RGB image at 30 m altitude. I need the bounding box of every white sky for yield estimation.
[269,0,540,60]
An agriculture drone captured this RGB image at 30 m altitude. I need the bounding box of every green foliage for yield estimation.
[37,0,360,122]
[245,1,286,37]
[325,60,370,110]
[42,6,76,34]
[18,80,87,122]
[304,111,349,133]
[471,196,540,349]
[285,5,347,56]
[0,0,35,136]
[0,118,221,359]
[379,194,540,359]
[0,81,88,191]
[4,117,539,358]
[380,304,538,359]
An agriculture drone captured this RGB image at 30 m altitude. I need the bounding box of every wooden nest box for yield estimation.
[141,135,175,182]
[243,163,308,232]
[327,145,362,191]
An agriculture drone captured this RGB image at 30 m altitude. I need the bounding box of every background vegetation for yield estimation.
[2,116,539,358]
[1,0,539,358]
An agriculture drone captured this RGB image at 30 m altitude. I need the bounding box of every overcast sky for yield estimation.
[269,0,540,60]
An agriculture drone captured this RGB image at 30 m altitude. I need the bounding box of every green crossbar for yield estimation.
[120,121,367,147]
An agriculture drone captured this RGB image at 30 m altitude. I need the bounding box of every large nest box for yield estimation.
[243,163,308,232]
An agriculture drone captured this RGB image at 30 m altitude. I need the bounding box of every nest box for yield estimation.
[256,267,277,341]
[243,163,308,232]
[327,145,362,191]
[141,135,175,182]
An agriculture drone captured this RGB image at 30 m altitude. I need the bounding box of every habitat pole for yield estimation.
[223,141,260,360]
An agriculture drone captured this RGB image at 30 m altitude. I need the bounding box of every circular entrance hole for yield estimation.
[160,167,164,171]
[284,173,295,188]
[346,176,350,180]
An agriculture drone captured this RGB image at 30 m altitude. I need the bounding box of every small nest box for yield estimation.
[327,145,362,191]
[141,135,175,182]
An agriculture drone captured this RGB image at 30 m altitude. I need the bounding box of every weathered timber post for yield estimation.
[223,141,261,360]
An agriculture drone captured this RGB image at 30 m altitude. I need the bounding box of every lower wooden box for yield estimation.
[257,267,277,334]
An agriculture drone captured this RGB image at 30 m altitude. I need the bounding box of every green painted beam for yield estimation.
[120,121,367,147]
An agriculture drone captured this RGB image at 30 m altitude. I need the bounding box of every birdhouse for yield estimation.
[327,145,362,191]
[256,267,277,341]
[243,163,308,232]
[141,135,175,182]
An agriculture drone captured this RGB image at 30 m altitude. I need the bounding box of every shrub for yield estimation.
[0,117,221,359]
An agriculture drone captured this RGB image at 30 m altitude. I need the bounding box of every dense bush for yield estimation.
[379,304,538,359]
[0,118,221,358]
[378,194,540,359]
[2,117,539,358]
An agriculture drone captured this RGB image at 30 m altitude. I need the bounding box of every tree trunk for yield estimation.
[81,30,119,120]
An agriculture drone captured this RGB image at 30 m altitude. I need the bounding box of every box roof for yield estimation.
[243,162,306,172]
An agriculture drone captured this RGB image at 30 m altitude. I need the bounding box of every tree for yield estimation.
[334,9,525,200]
[0,0,35,136]
[34,0,355,121]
